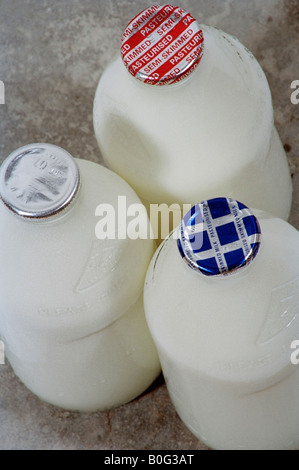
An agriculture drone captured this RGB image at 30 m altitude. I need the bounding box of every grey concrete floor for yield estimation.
[0,0,298,450]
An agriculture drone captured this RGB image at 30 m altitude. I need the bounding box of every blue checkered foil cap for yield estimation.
[178,198,261,276]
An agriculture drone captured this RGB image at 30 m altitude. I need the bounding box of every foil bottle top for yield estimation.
[121,4,204,86]
[178,198,261,276]
[0,144,80,218]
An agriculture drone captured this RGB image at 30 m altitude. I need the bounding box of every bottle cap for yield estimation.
[178,198,261,276]
[121,4,204,86]
[0,144,80,218]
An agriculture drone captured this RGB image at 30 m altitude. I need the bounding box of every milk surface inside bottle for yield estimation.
[144,197,299,450]
[93,4,292,226]
[0,143,160,412]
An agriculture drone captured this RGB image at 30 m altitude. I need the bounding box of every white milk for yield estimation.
[93,5,292,224]
[0,144,160,412]
[144,197,299,450]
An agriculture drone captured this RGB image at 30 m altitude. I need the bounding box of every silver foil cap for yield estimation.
[0,144,80,218]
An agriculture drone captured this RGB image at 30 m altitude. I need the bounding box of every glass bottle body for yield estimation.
[144,210,299,449]
[0,158,160,411]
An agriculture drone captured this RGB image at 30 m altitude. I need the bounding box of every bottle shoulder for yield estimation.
[95,24,273,115]
[145,214,299,312]
[93,25,274,186]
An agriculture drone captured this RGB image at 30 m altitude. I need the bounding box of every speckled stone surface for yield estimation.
[0,0,298,450]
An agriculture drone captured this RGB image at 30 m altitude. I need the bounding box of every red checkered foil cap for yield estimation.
[121,4,204,86]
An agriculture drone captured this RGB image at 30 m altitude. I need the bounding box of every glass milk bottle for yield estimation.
[144,197,299,450]
[0,143,160,412]
[93,4,292,226]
